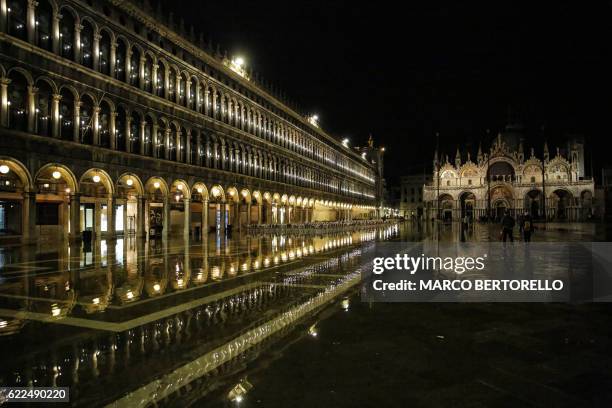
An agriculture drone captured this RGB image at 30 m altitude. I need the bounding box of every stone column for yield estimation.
[164,128,171,160]
[107,195,116,240]
[163,68,170,100]
[26,0,37,44]
[22,191,37,245]
[109,41,116,78]
[202,199,209,235]
[109,111,117,149]
[162,197,170,240]
[185,130,191,164]
[246,203,252,226]
[124,48,132,83]
[220,143,226,170]
[92,105,100,145]
[69,193,81,241]
[183,197,191,239]
[73,101,81,142]
[27,85,37,134]
[74,23,82,63]
[184,78,191,108]
[175,129,182,162]
[139,119,146,155]
[151,63,158,93]
[0,78,10,127]
[204,88,210,115]
[51,12,60,54]
[137,196,146,239]
[92,33,101,71]
[175,76,182,104]
[51,93,61,138]
[196,133,202,166]
[151,122,158,157]
[138,56,146,90]
[0,0,7,33]
[125,115,132,153]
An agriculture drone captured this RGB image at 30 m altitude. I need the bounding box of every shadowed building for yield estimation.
[0,0,382,244]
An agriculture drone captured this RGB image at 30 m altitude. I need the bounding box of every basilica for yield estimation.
[423,125,595,222]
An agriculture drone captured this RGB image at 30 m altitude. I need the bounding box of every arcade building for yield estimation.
[0,0,383,244]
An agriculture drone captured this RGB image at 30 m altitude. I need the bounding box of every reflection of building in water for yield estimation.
[0,1,383,245]
[0,225,399,405]
[424,126,595,221]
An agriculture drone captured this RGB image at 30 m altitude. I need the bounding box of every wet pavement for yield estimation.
[0,221,611,407]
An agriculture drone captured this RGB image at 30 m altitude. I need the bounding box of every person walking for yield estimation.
[500,209,515,243]
[521,211,533,242]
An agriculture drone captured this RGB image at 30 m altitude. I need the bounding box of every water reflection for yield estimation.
[0,224,399,406]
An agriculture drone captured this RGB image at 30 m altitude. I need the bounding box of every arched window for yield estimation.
[186,77,195,109]
[130,112,140,153]
[80,20,94,68]
[129,46,140,86]
[6,70,28,131]
[59,8,75,60]
[177,74,185,105]
[156,63,165,97]
[99,29,112,75]
[79,94,95,145]
[35,80,53,136]
[6,0,27,40]
[115,39,127,81]
[214,91,222,120]
[156,119,166,158]
[190,130,198,164]
[143,54,154,93]
[36,0,54,51]
[169,122,178,161]
[99,100,111,148]
[59,88,74,140]
[168,69,176,101]
[115,106,127,152]
[144,115,154,156]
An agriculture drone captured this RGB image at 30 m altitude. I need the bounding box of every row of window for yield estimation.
[2,0,375,184]
[1,67,375,200]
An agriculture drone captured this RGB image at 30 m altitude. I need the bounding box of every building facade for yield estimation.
[0,0,382,244]
[399,174,431,219]
[423,128,595,222]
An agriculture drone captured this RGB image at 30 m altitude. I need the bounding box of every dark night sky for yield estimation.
[171,0,612,184]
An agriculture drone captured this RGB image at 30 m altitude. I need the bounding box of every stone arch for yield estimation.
[0,156,34,191]
[171,179,191,199]
[210,184,225,202]
[34,163,78,193]
[191,182,209,201]
[79,168,115,196]
[144,176,169,196]
[117,172,144,196]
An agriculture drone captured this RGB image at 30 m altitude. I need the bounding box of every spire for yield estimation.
[433,148,439,170]
[518,140,524,163]
[368,134,374,148]
[477,140,483,163]
[543,141,549,163]
[455,146,461,168]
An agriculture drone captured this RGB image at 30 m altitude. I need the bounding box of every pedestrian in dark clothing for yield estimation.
[500,210,515,242]
[521,212,533,242]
